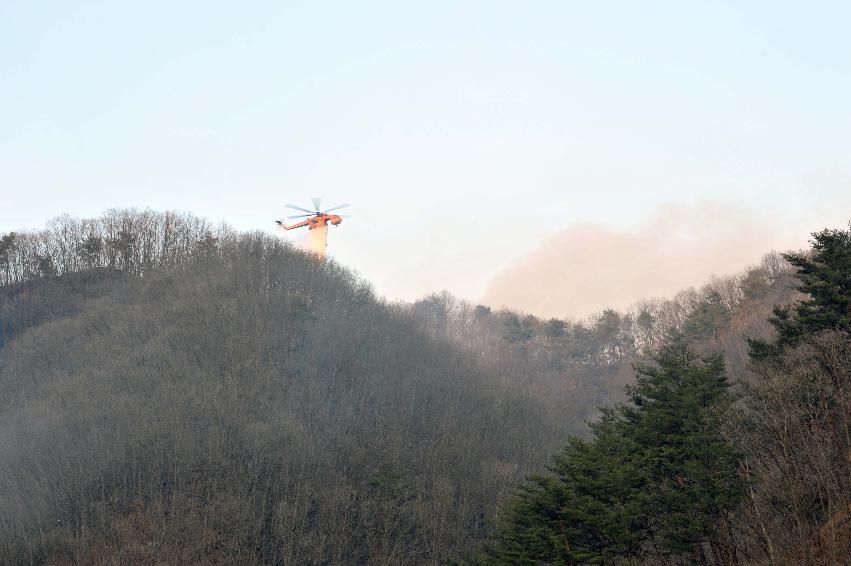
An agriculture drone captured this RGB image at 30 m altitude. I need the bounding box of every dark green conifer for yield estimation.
[750,225,851,359]
[478,340,743,564]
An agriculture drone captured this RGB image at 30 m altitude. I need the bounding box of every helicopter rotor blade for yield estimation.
[287,214,314,219]
[285,203,313,213]
[322,203,350,213]
[312,197,322,212]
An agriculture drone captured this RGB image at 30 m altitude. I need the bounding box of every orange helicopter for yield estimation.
[275,198,349,257]
[275,198,349,230]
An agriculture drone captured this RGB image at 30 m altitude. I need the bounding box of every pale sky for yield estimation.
[2,1,850,309]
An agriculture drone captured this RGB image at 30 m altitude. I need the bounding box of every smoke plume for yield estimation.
[481,202,830,320]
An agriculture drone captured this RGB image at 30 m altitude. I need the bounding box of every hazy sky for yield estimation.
[3,1,850,312]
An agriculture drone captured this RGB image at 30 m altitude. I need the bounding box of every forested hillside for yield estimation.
[408,250,797,436]
[1,210,845,565]
[475,226,851,565]
[0,211,555,564]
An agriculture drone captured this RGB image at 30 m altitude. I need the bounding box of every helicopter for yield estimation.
[275,198,350,257]
[275,198,349,231]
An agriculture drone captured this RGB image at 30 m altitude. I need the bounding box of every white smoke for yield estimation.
[482,201,847,319]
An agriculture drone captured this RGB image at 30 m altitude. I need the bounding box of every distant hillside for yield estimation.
[409,251,798,427]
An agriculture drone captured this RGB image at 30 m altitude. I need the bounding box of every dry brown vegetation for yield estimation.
[726,332,851,564]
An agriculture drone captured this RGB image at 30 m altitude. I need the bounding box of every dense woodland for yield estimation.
[0,210,848,564]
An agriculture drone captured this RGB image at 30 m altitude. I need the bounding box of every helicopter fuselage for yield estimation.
[279,214,343,231]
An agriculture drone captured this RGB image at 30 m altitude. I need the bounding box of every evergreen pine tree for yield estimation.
[619,341,744,557]
[750,225,851,359]
[478,340,743,565]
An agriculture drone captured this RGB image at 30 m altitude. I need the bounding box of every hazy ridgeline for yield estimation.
[409,249,796,419]
[0,210,804,564]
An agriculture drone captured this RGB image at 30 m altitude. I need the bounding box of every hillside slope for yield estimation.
[0,215,552,565]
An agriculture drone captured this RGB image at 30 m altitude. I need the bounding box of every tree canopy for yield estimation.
[750,225,851,359]
[479,340,744,565]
